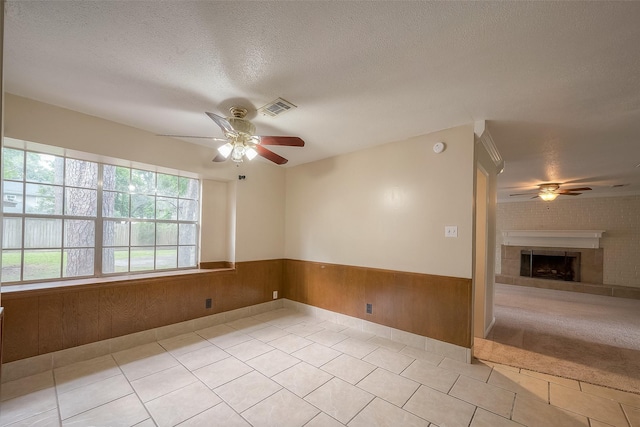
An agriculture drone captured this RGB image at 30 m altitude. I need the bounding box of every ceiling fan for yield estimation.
[510,183,592,201]
[164,106,304,165]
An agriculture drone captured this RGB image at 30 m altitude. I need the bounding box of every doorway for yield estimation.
[474,165,489,338]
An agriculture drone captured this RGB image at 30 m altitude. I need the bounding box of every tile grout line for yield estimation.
[401,380,423,411]
[354,363,425,414]
[233,379,284,422]
[467,406,479,427]
[56,354,153,423]
[445,373,461,395]
[301,412,340,426]
[296,368,334,400]
[619,401,632,427]
[52,366,64,426]
[342,393,376,426]
[508,391,517,421]
[114,349,164,427]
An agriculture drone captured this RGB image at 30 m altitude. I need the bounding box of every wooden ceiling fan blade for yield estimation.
[205,112,235,134]
[530,195,540,199]
[558,192,581,196]
[258,136,305,147]
[256,145,288,165]
[510,192,538,197]
[565,187,592,192]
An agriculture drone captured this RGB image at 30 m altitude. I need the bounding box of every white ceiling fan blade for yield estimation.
[205,112,235,135]
[158,134,228,143]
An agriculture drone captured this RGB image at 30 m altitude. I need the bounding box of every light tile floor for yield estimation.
[1,308,639,427]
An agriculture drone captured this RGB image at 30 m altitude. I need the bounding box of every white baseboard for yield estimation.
[485,316,496,337]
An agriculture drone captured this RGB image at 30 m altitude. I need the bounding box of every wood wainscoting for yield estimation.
[283,259,472,348]
[0,260,282,363]
[1,258,471,363]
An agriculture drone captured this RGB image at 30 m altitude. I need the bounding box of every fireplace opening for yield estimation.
[520,250,581,282]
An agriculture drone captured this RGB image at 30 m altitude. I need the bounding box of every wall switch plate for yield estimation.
[273,291,278,299]
[366,303,372,314]
[445,226,458,238]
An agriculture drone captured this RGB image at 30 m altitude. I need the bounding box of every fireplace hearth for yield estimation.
[520,250,581,282]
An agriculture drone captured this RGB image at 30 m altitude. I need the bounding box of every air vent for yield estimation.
[258,98,297,117]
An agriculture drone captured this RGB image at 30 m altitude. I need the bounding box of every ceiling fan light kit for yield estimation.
[539,192,558,201]
[539,183,559,201]
[203,106,304,165]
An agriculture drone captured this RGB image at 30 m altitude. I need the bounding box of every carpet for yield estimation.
[474,284,640,395]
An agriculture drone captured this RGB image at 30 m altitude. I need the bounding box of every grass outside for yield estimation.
[1,248,187,282]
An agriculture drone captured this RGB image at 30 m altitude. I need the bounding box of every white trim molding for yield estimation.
[474,120,505,174]
[502,230,605,249]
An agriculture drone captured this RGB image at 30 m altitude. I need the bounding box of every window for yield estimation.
[2,143,200,284]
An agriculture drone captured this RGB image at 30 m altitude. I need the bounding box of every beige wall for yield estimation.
[200,179,228,262]
[4,94,286,263]
[496,195,640,288]
[235,162,286,262]
[285,124,475,278]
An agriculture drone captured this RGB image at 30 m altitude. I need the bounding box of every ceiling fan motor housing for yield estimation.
[539,183,560,192]
[227,116,256,139]
[225,108,257,145]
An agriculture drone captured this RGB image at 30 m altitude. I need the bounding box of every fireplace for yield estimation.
[520,250,581,282]
[499,231,605,288]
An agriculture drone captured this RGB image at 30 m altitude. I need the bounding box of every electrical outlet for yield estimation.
[205,298,212,309]
[273,290,278,300]
[366,303,372,314]
[445,225,458,238]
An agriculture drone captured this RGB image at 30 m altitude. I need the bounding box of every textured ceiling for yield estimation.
[4,1,640,201]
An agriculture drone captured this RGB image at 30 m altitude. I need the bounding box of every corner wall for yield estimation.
[284,124,476,347]
[283,260,471,348]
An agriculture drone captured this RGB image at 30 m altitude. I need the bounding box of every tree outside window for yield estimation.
[1,143,200,284]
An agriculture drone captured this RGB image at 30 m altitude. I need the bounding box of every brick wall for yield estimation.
[497,195,640,288]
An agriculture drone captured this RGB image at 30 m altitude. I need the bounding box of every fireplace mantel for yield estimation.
[502,230,605,249]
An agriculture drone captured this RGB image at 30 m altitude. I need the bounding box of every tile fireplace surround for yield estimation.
[497,230,640,300]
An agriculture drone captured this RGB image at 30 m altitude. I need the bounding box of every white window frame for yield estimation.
[1,139,200,285]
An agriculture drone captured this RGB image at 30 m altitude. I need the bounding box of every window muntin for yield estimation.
[26,152,64,185]
[2,145,200,284]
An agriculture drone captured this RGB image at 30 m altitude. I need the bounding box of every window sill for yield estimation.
[1,268,235,297]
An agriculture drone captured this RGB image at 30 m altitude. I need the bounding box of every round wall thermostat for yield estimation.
[433,142,446,154]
